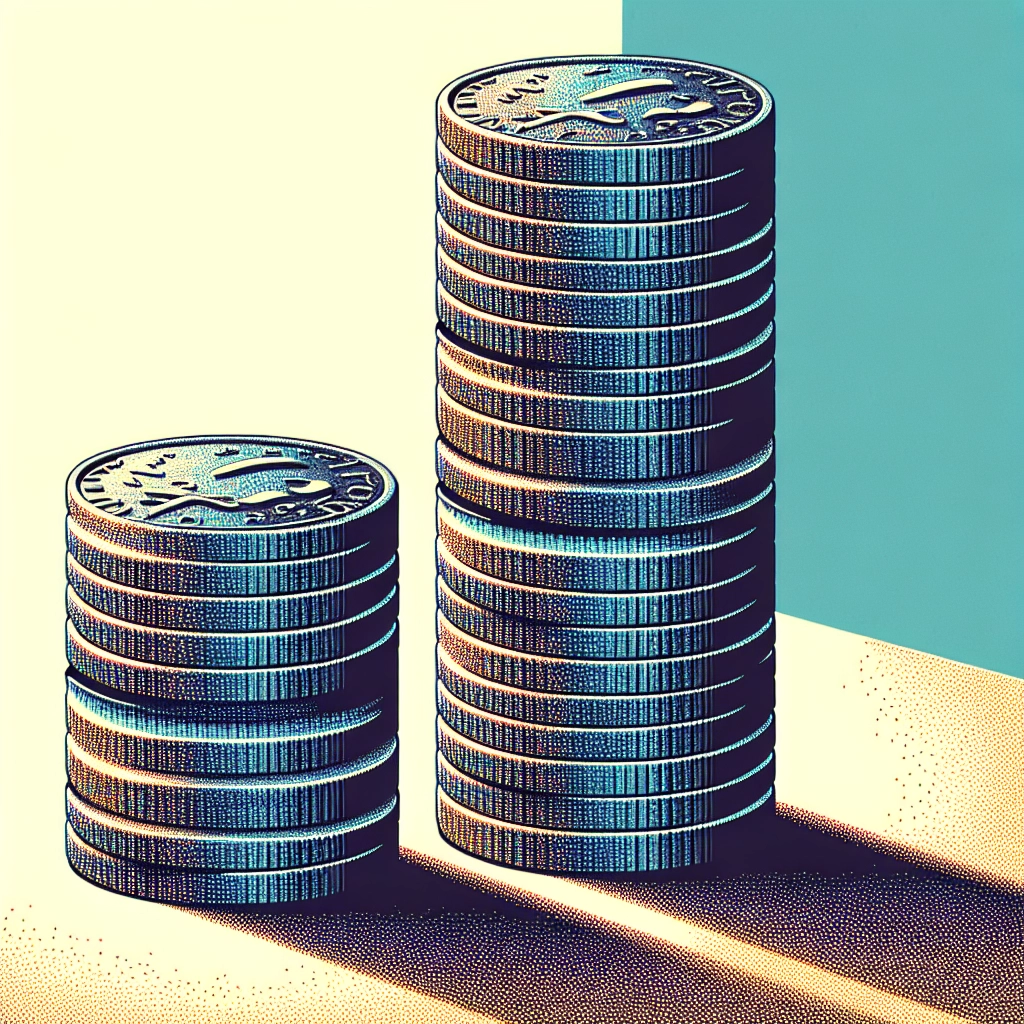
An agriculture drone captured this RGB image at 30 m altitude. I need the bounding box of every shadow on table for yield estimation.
[197,812,1021,1024]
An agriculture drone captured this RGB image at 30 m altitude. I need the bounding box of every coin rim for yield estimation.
[66,435,398,561]
[437,55,773,153]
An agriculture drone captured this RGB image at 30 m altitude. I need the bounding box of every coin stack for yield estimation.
[434,57,776,874]
[64,436,399,905]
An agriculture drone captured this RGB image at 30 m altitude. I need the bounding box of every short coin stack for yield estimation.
[64,436,399,905]
[434,57,777,874]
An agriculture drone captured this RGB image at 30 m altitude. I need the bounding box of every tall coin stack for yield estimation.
[64,436,399,905]
[434,57,776,874]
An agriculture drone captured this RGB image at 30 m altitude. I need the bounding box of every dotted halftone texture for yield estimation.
[0,904,499,1024]
[786,640,1023,889]
[860,642,1021,878]
[592,867,1023,1024]
[203,908,881,1023]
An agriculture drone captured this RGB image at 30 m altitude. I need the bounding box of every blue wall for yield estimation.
[624,0,1023,677]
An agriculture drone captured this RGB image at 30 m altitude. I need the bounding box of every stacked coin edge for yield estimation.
[64,436,400,905]
[434,56,777,875]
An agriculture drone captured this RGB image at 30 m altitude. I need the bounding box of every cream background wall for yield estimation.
[0,3,618,1019]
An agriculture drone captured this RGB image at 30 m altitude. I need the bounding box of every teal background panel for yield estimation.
[623,0,1023,678]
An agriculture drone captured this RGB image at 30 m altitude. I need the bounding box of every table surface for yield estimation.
[2,614,1019,1024]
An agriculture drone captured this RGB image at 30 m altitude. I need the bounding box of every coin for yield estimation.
[438,535,768,626]
[437,140,771,222]
[67,786,398,871]
[437,215,775,293]
[66,822,389,905]
[67,552,398,632]
[433,54,776,876]
[438,246,775,328]
[438,384,773,480]
[438,282,774,368]
[66,618,398,703]
[66,436,402,899]
[67,584,398,667]
[437,610,774,695]
[437,490,773,592]
[438,750,774,831]
[437,56,774,185]
[437,439,774,530]
[438,577,771,659]
[66,673,397,775]
[437,176,773,261]
[437,645,773,727]
[67,436,398,562]
[436,323,775,397]
[437,335,774,431]
[437,786,774,874]
[437,681,771,760]
[67,734,399,829]
[437,714,775,796]
[67,516,394,596]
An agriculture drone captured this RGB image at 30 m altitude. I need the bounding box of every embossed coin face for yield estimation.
[67,437,398,561]
[443,56,770,147]
[69,437,392,531]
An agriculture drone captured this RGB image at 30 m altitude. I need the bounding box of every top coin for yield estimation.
[438,56,773,184]
[67,436,398,562]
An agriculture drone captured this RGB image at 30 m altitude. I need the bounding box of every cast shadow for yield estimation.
[196,812,1021,1024]
[586,810,1022,1024]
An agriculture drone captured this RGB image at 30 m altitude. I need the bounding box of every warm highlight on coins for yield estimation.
[64,436,399,905]
[435,56,776,874]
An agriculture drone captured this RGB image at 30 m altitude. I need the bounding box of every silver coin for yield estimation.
[437,334,774,431]
[436,215,774,292]
[437,384,772,480]
[437,681,771,761]
[67,584,398,667]
[438,645,773,727]
[437,610,774,695]
[67,733,398,829]
[66,618,398,703]
[438,713,775,796]
[66,673,397,775]
[438,245,774,329]
[438,56,773,185]
[67,786,397,871]
[437,324,775,397]
[66,822,390,905]
[67,436,397,562]
[437,140,770,223]
[438,281,774,368]
[438,577,771,659]
[436,438,774,530]
[438,534,768,626]
[437,489,773,592]
[437,176,772,261]
[67,516,394,596]
[438,749,774,831]
[437,786,773,874]
[67,552,398,632]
